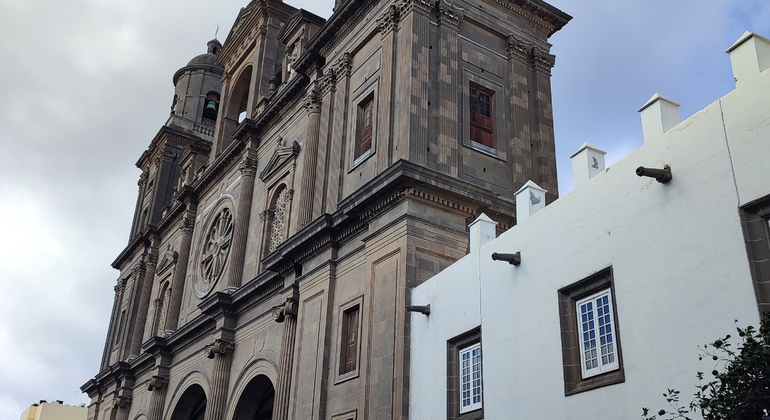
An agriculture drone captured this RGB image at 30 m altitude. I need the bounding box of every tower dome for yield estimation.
[168,39,225,135]
[186,39,223,67]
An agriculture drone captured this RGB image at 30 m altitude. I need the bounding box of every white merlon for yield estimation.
[468,213,497,252]
[514,180,547,224]
[726,31,770,87]
[570,141,607,188]
[637,93,681,143]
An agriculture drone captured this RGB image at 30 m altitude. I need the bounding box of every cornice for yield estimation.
[486,0,570,37]
[135,125,211,170]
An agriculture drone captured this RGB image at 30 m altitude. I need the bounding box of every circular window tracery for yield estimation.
[194,207,234,298]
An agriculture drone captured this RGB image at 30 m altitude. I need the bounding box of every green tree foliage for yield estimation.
[642,315,770,420]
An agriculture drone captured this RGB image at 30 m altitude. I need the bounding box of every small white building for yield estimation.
[409,31,770,419]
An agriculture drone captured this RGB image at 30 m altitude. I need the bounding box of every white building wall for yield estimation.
[410,37,769,419]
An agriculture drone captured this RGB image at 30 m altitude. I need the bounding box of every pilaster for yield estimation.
[298,89,322,228]
[436,1,464,175]
[324,53,352,214]
[377,5,399,171]
[203,339,235,420]
[271,288,299,420]
[128,236,159,356]
[315,68,336,221]
[225,152,258,289]
[164,210,196,331]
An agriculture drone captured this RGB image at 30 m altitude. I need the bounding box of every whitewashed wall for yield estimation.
[410,36,769,419]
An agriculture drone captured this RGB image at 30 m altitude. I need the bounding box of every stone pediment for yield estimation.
[156,248,178,276]
[259,140,300,182]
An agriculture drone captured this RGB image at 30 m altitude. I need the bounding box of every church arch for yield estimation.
[226,358,279,420]
[169,384,207,420]
[164,371,210,420]
[231,375,275,420]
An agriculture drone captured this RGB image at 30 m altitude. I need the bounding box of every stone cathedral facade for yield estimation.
[81,0,569,419]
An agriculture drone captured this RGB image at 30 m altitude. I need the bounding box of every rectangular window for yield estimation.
[739,195,770,315]
[558,267,624,395]
[459,343,483,413]
[576,289,619,378]
[447,327,483,419]
[469,83,494,148]
[340,305,360,375]
[356,98,373,159]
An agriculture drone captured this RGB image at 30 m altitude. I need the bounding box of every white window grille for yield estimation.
[459,342,483,413]
[576,289,619,378]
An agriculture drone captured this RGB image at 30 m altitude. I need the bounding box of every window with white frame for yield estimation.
[459,342,483,413]
[576,289,619,378]
[558,267,624,396]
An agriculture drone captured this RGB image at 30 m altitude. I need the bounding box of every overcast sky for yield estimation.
[0,0,768,418]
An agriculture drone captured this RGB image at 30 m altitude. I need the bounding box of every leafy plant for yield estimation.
[642,314,770,420]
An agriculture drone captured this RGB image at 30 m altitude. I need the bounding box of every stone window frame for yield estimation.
[348,76,379,170]
[447,326,483,420]
[336,295,364,384]
[461,69,506,161]
[738,194,770,315]
[558,266,625,396]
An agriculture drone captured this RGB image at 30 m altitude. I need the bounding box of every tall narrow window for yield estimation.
[558,267,624,395]
[469,83,494,148]
[356,97,373,159]
[459,343,483,413]
[576,289,618,378]
[340,305,360,375]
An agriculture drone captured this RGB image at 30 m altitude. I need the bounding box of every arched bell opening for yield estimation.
[202,91,221,127]
[169,384,207,420]
[216,65,253,153]
[232,375,275,420]
[227,66,253,125]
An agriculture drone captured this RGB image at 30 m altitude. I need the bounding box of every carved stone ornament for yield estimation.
[438,0,464,29]
[146,376,168,391]
[333,53,352,80]
[507,34,532,61]
[204,339,234,359]
[533,45,556,71]
[396,0,435,17]
[377,5,399,35]
[113,396,131,409]
[239,155,258,177]
[194,208,234,298]
[272,298,299,323]
[303,90,321,114]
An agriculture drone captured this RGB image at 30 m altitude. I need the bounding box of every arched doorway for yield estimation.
[170,384,206,420]
[232,375,275,420]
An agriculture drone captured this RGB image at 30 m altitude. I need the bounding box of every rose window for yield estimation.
[200,208,234,286]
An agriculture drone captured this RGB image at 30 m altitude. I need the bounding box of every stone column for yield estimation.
[297,89,322,228]
[129,238,159,355]
[164,211,195,331]
[225,154,258,289]
[146,376,169,420]
[203,340,234,420]
[271,295,299,420]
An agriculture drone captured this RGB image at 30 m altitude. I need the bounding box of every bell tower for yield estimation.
[170,39,225,131]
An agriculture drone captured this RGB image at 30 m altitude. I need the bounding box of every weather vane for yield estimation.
[215,22,220,40]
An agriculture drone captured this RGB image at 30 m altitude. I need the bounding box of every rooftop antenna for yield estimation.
[215,22,220,40]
